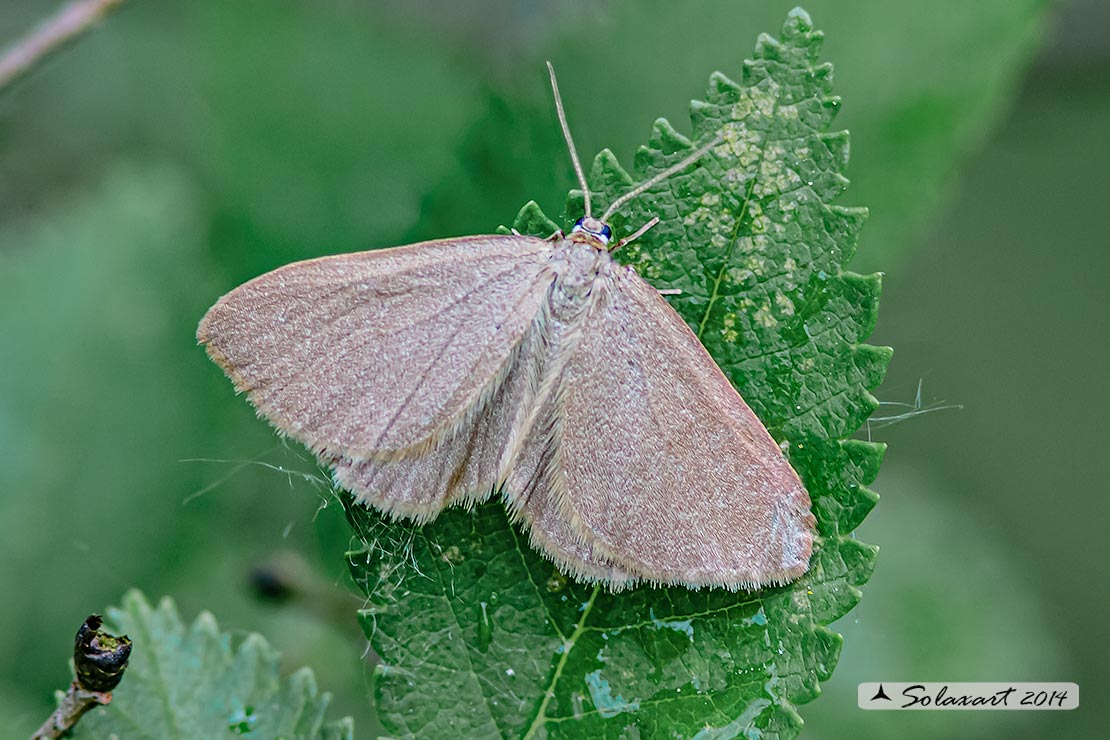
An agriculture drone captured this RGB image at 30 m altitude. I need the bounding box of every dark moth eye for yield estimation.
[572,217,587,230]
[600,224,613,239]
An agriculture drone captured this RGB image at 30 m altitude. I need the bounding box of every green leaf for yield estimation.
[73,591,353,739]
[344,9,889,738]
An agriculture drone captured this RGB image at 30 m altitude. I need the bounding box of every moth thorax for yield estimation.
[570,216,613,249]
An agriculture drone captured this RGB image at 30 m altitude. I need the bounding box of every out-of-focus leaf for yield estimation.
[0,0,485,281]
[803,467,1064,740]
[345,10,888,738]
[73,591,353,739]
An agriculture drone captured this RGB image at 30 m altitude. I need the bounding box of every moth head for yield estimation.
[546,61,722,255]
[570,216,613,249]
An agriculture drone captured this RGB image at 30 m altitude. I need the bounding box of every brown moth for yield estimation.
[197,64,815,591]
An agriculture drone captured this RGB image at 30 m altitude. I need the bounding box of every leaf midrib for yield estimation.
[520,585,600,740]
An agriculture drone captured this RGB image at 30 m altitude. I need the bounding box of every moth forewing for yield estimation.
[197,235,554,462]
[551,266,814,589]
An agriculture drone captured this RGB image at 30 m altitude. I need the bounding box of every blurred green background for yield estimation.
[0,1,1105,738]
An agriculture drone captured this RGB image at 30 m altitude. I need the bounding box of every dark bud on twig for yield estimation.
[74,614,131,692]
[31,614,132,740]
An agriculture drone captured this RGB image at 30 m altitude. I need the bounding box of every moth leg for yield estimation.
[610,216,659,252]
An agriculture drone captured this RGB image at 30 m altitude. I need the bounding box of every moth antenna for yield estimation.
[547,61,591,219]
[601,133,725,223]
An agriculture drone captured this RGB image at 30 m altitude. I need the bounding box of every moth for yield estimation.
[198,64,815,590]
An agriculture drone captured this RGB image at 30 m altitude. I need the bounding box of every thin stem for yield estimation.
[601,133,725,222]
[547,61,591,218]
[0,0,127,93]
[31,681,111,740]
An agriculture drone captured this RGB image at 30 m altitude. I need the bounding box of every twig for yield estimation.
[0,0,127,92]
[31,681,112,740]
[31,615,132,740]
